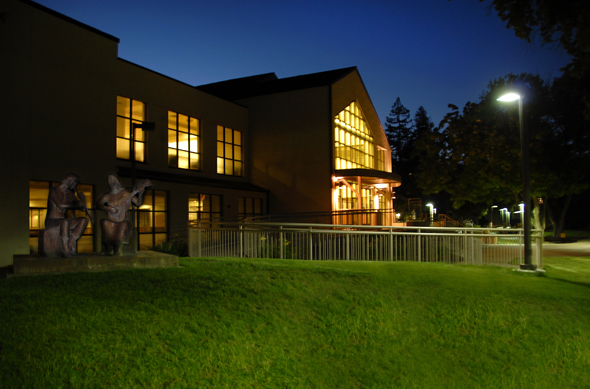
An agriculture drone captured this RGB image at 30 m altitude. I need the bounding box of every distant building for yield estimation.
[0,0,401,268]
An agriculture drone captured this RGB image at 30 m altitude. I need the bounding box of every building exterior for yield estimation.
[0,0,400,268]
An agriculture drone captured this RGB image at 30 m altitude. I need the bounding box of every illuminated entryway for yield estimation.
[332,101,401,225]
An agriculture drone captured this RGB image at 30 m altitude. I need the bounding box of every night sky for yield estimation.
[35,0,570,127]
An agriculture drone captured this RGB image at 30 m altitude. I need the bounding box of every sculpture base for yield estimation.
[12,251,179,276]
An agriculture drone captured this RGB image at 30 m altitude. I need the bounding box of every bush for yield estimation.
[150,239,189,257]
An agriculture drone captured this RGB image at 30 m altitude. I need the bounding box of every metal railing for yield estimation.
[245,209,397,226]
[188,222,543,268]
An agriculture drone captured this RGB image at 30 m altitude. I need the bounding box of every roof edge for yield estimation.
[20,0,120,43]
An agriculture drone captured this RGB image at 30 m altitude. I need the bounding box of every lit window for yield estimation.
[117,96,146,162]
[136,190,167,250]
[189,193,222,227]
[239,197,264,220]
[376,147,387,171]
[29,180,94,254]
[168,111,200,170]
[217,126,242,176]
[334,101,377,170]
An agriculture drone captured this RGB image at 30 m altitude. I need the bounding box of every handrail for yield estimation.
[188,221,544,268]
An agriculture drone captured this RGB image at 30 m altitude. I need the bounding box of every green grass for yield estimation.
[1,256,590,388]
[544,229,590,239]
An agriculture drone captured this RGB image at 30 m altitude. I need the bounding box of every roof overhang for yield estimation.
[334,169,401,187]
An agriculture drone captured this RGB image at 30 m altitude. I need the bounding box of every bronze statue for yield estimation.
[41,172,92,257]
[97,174,151,256]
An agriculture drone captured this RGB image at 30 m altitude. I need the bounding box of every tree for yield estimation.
[384,98,413,169]
[481,0,590,109]
[541,73,590,235]
[415,72,590,234]
[404,107,435,198]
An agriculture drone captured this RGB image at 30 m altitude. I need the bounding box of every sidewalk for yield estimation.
[543,239,590,257]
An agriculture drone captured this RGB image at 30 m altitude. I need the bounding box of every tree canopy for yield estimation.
[414,72,590,234]
[481,0,590,108]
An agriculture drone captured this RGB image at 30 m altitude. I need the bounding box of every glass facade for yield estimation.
[117,96,146,161]
[168,111,200,170]
[217,126,243,176]
[136,189,167,250]
[188,194,222,227]
[334,101,375,170]
[239,197,263,220]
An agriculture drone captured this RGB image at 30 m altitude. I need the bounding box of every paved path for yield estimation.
[543,239,590,257]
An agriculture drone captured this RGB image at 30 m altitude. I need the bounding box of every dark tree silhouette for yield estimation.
[384,98,413,169]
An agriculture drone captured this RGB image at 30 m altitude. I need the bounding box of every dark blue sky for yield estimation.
[36,0,570,126]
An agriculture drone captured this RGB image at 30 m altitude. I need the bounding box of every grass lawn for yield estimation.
[1,256,589,388]
[544,230,590,239]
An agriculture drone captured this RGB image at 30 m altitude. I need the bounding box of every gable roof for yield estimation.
[196,67,358,101]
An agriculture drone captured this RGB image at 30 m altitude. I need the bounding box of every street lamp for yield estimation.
[497,88,535,270]
[426,203,434,226]
[490,205,498,228]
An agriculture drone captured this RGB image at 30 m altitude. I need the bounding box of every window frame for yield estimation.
[136,189,168,250]
[238,197,264,221]
[216,126,243,176]
[116,95,147,162]
[334,101,378,171]
[168,111,201,171]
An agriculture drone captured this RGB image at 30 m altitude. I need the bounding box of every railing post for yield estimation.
[239,224,243,258]
[309,226,313,260]
[417,229,421,262]
[346,228,350,261]
[389,227,393,261]
[198,222,202,257]
[280,225,283,259]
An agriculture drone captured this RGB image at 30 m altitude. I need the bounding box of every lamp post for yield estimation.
[497,89,535,270]
[490,205,498,228]
[426,203,434,226]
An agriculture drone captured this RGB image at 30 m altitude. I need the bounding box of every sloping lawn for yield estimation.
[1,256,589,388]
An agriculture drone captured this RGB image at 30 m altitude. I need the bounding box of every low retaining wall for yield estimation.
[12,251,179,276]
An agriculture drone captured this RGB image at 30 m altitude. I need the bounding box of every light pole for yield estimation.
[497,89,535,270]
[426,203,434,226]
[490,205,498,228]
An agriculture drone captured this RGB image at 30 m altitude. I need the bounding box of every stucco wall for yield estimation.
[0,0,118,267]
[0,0,262,266]
[240,87,333,215]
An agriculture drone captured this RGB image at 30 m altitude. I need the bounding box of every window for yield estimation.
[29,180,94,254]
[189,194,222,227]
[168,111,200,170]
[136,189,167,250]
[239,197,264,220]
[334,101,377,170]
[376,147,387,171]
[334,181,383,213]
[217,126,243,176]
[117,96,146,162]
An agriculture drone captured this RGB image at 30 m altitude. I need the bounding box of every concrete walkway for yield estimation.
[543,239,590,257]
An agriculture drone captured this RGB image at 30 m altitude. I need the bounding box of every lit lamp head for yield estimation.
[497,92,521,102]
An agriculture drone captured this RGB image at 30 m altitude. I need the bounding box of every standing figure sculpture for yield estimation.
[42,172,92,257]
[97,174,151,256]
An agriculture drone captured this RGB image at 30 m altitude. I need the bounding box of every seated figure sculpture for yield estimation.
[41,172,92,257]
[97,174,151,256]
